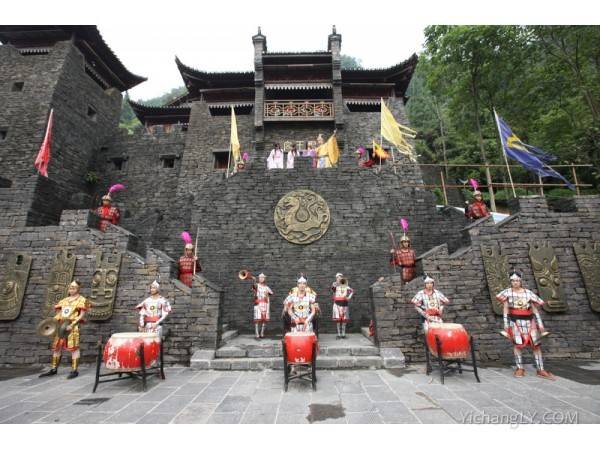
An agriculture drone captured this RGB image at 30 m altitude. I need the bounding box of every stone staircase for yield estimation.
[190,333,404,370]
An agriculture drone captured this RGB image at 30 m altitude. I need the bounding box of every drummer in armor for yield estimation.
[284,276,317,332]
[39,280,89,379]
[252,273,273,339]
[331,273,353,339]
[411,275,449,331]
[496,272,554,380]
[136,280,172,338]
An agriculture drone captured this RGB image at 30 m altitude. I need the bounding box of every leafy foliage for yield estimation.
[119,86,187,134]
[407,26,600,195]
[341,54,363,69]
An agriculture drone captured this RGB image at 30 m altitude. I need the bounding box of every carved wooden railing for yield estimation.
[264,100,334,120]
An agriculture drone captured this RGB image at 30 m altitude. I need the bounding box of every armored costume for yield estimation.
[496,272,554,379]
[465,190,490,220]
[252,273,273,338]
[178,233,201,287]
[39,280,89,379]
[96,197,121,232]
[284,277,317,332]
[411,276,449,332]
[331,273,353,338]
[136,280,172,337]
[391,236,416,283]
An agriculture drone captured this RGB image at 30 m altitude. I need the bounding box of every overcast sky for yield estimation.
[100,21,426,100]
[4,0,598,101]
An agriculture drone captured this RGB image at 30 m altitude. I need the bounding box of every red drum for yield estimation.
[426,323,470,360]
[103,332,161,372]
[284,332,317,364]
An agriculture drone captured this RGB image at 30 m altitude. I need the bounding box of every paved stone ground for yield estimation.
[1,361,599,424]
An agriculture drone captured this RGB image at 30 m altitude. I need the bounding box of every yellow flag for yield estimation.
[230,106,241,162]
[380,99,417,160]
[372,140,390,160]
[316,133,340,167]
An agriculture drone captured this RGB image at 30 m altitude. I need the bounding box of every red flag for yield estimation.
[34,109,53,177]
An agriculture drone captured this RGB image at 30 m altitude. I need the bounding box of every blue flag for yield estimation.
[494,111,574,190]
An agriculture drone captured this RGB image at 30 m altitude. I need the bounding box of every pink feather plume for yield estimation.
[400,218,409,232]
[469,179,479,190]
[180,231,193,245]
[357,147,366,155]
[242,152,249,161]
[108,183,126,195]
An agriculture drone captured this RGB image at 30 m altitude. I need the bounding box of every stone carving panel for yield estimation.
[274,189,330,244]
[529,241,567,313]
[87,251,123,321]
[0,253,32,321]
[43,249,76,317]
[480,244,509,316]
[573,241,600,313]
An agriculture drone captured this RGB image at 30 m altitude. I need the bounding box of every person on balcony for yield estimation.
[267,143,284,169]
[316,130,339,168]
[286,144,297,169]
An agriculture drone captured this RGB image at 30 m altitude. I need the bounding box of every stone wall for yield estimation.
[93,126,187,248]
[181,155,467,335]
[371,195,600,363]
[0,210,223,368]
[0,40,121,227]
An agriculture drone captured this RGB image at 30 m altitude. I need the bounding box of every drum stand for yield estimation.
[92,338,166,393]
[282,341,317,392]
[424,333,481,385]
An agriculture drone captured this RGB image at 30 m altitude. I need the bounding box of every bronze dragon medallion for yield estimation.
[274,190,330,244]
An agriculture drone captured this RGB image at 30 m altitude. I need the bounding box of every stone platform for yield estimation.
[190,334,405,370]
[1,361,599,424]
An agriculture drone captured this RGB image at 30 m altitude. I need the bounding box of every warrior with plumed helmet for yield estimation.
[96,183,125,231]
[178,231,201,287]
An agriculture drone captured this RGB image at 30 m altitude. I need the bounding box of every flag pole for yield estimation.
[494,109,516,198]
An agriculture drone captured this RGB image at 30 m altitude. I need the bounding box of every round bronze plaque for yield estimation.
[274,190,330,244]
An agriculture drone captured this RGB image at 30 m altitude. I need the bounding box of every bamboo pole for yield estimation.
[571,163,581,195]
[538,175,545,197]
[485,164,497,212]
[440,170,448,205]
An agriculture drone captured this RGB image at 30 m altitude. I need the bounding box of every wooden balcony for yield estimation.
[263,100,334,121]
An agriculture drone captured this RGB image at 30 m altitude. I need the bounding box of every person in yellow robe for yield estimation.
[316,130,340,168]
[39,280,89,379]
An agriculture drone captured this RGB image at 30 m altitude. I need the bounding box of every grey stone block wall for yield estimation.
[0,40,121,227]
[371,195,600,363]
[0,210,223,367]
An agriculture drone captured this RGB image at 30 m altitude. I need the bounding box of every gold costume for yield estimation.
[52,295,89,351]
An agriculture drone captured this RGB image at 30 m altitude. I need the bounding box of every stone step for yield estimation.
[220,329,238,344]
[191,355,385,371]
[222,324,229,332]
[361,326,374,343]
[215,334,379,359]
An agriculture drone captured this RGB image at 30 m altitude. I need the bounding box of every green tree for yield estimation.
[341,54,363,69]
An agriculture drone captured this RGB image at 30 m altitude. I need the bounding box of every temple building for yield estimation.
[1,25,599,369]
